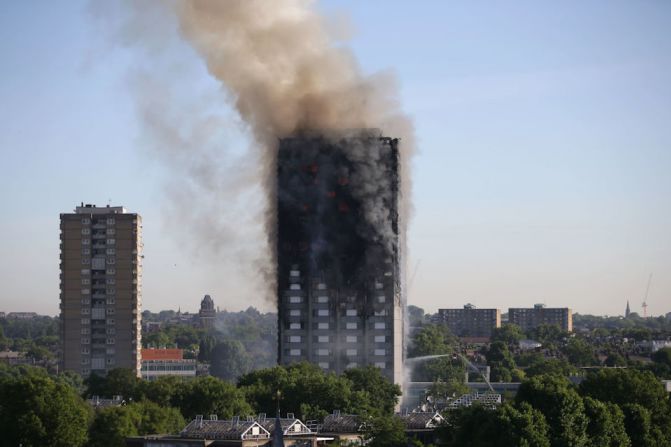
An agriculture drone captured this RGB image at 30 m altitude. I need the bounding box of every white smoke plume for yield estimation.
[96,0,415,305]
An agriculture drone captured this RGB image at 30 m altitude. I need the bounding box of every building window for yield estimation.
[91,308,105,320]
[106,308,115,315]
[289,296,302,304]
[106,348,115,354]
[290,270,300,277]
[317,322,329,330]
[81,278,90,285]
[106,328,116,335]
[91,357,104,369]
[81,228,90,235]
[107,228,115,235]
[318,362,329,369]
[106,278,116,285]
[106,298,115,305]
[107,257,115,265]
[317,335,329,343]
[317,309,329,317]
[374,322,386,329]
[81,239,90,245]
[346,336,357,343]
[316,349,329,356]
[290,284,300,290]
[289,323,301,329]
[82,248,90,255]
[81,347,89,354]
[374,309,387,316]
[374,349,386,356]
[375,362,386,368]
[106,248,115,255]
[289,349,301,356]
[81,298,90,305]
[374,335,386,343]
[81,289,90,295]
[346,322,357,330]
[106,218,115,225]
[81,258,90,265]
[346,362,358,369]
[106,268,116,275]
[289,336,301,343]
[81,328,89,335]
[346,349,357,356]
[81,338,90,345]
[81,318,90,325]
[375,282,383,289]
[106,319,115,325]
[81,358,90,365]
[81,218,90,225]
[377,296,386,303]
[106,239,115,245]
[316,296,328,303]
[346,309,357,317]
[289,309,301,317]
[81,308,90,315]
[106,338,115,345]
[81,269,90,275]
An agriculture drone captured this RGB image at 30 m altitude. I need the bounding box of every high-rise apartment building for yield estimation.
[508,304,572,332]
[276,131,403,384]
[436,304,501,338]
[59,204,142,376]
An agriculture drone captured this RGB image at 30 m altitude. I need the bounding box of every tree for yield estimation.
[407,324,454,358]
[0,373,91,446]
[209,339,251,381]
[88,401,185,447]
[441,403,550,447]
[491,323,524,346]
[363,415,407,447]
[524,357,575,378]
[515,375,588,447]
[651,347,671,368]
[621,404,670,447]
[583,397,630,447]
[85,368,141,400]
[579,369,671,440]
[174,376,252,420]
[603,352,627,367]
[343,366,401,416]
[563,338,597,367]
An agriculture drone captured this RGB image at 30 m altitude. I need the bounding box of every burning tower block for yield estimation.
[277,130,404,385]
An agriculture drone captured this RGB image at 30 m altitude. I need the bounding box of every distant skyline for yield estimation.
[0,1,669,317]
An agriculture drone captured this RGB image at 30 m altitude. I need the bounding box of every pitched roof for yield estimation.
[180,419,270,440]
[258,418,312,436]
[321,414,364,433]
[398,412,445,430]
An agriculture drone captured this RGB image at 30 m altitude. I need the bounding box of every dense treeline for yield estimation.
[0,361,400,446]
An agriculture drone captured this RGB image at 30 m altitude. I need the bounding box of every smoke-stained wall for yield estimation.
[277,131,403,383]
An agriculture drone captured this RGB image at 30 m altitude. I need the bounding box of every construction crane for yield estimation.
[642,273,652,318]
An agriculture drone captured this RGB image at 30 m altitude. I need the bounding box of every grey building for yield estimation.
[508,304,572,332]
[436,304,501,338]
[276,130,404,385]
[60,204,142,376]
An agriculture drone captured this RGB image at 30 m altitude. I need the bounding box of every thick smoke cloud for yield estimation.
[103,0,414,304]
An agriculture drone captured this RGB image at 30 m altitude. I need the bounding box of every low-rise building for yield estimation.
[141,348,196,381]
[508,304,572,332]
[436,304,501,338]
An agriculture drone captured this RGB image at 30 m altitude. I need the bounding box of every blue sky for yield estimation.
[0,1,669,316]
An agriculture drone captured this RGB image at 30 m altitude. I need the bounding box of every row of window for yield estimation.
[80,337,116,345]
[82,258,116,265]
[288,295,386,304]
[81,328,116,335]
[81,218,115,225]
[288,322,387,330]
[288,309,388,317]
[80,268,117,275]
[288,348,386,357]
[288,335,386,343]
[80,347,115,355]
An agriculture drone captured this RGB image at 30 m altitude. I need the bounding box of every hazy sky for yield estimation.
[1,1,669,317]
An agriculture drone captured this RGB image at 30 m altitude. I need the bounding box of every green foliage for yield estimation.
[0,372,92,446]
[603,352,627,367]
[524,357,576,378]
[407,305,426,327]
[563,338,598,366]
[173,376,252,420]
[516,375,589,447]
[411,356,465,382]
[363,415,407,447]
[343,366,402,416]
[442,403,550,447]
[621,404,670,447]
[407,324,455,358]
[88,401,183,447]
[651,347,671,368]
[582,397,630,447]
[491,323,524,346]
[85,368,141,400]
[528,324,568,345]
[238,362,398,420]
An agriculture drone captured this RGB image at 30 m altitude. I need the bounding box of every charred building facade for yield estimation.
[277,131,403,384]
